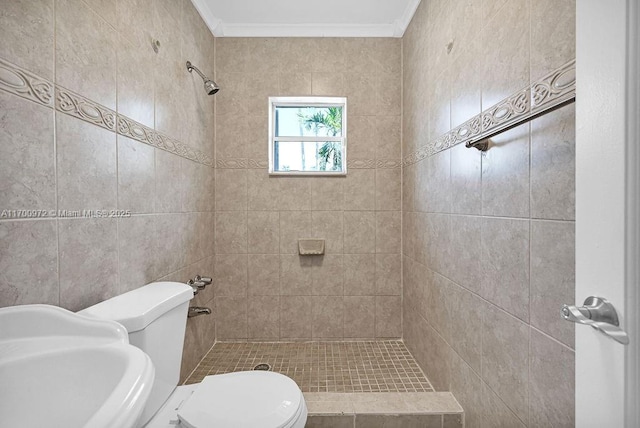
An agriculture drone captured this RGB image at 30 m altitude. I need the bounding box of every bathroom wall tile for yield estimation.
[375,168,401,211]
[450,143,482,215]
[448,215,482,294]
[311,178,345,211]
[450,0,483,60]
[375,254,401,296]
[403,165,416,213]
[427,70,451,142]
[117,215,156,294]
[481,123,530,218]
[375,296,401,338]
[280,255,313,296]
[480,0,530,109]
[0,220,58,307]
[117,0,154,47]
[311,38,346,73]
[427,273,452,342]
[246,115,268,164]
[153,213,187,277]
[377,72,402,116]
[182,160,215,212]
[480,381,526,428]
[59,218,118,311]
[55,0,117,109]
[248,254,280,296]
[84,0,117,26]
[154,149,184,213]
[117,35,155,128]
[530,0,576,80]
[245,73,279,116]
[482,304,529,424]
[344,296,375,338]
[450,45,482,128]
[247,211,280,254]
[347,113,376,164]
[185,211,215,264]
[214,254,247,297]
[344,211,375,254]
[375,211,401,254]
[424,213,451,276]
[153,6,185,141]
[279,211,312,254]
[248,296,280,339]
[279,72,312,96]
[531,220,575,348]
[448,285,483,373]
[312,255,344,296]
[278,177,312,211]
[425,150,452,214]
[344,169,375,211]
[0,0,54,79]
[480,217,530,321]
[482,0,509,22]
[312,296,344,338]
[117,136,155,213]
[215,114,248,159]
[450,353,482,428]
[529,328,575,428]
[344,254,376,296]
[344,73,377,116]
[56,113,117,211]
[311,211,343,254]
[215,296,247,340]
[344,38,377,74]
[215,211,247,254]
[311,72,345,96]
[247,169,280,211]
[423,320,452,391]
[530,104,576,221]
[213,72,249,118]
[280,296,313,339]
[375,115,401,159]
[215,169,247,211]
[215,38,248,74]
[0,92,55,211]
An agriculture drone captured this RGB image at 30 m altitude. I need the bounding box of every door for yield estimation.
[575,0,638,426]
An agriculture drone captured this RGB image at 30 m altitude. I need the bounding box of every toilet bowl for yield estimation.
[80,282,307,428]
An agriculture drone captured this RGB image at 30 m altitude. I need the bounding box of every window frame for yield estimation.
[268,96,348,176]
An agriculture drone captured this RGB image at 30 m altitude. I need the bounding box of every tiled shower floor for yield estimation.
[184,340,434,393]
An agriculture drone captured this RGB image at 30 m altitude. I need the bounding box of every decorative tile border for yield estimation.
[0,57,214,168]
[216,158,248,169]
[403,59,576,166]
[348,159,376,169]
[0,58,53,107]
[56,86,116,131]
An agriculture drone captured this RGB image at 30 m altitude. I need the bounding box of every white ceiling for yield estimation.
[190,0,421,38]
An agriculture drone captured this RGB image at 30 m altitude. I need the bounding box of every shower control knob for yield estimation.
[195,275,212,285]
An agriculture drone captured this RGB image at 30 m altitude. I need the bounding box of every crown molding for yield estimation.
[189,0,421,38]
[219,23,401,38]
[190,0,224,36]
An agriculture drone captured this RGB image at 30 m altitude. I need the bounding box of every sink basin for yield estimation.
[0,304,155,428]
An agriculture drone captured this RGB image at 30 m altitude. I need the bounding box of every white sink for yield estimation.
[0,304,155,428]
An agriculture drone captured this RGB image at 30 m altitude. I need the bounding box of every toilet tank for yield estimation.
[79,282,194,427]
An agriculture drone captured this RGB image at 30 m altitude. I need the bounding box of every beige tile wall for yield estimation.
[402,0,576,427]
[213,37,403,341]
[0,0,216,381]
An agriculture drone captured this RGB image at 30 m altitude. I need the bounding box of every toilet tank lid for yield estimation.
[79,282,194,333]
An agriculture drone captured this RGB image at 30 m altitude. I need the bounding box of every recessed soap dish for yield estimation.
[298,239,325,255]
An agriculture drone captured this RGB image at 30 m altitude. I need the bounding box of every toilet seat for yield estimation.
[177,371,305,428]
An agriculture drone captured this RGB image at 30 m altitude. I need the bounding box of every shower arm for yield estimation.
[186,61,207,80]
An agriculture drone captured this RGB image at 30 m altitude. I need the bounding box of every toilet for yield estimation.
[79,282,307,428]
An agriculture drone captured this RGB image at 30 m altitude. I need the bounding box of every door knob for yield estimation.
[561,296,629,345]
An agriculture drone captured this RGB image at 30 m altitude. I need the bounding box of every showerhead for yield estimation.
[186,61,219,96]
[204,79,219,95]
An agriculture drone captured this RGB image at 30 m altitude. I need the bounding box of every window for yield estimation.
[269,97,347,175]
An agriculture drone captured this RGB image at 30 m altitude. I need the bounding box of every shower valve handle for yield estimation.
[195,275,212,285]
